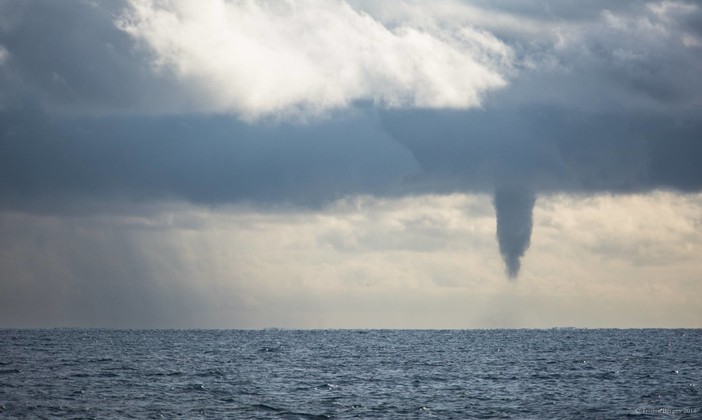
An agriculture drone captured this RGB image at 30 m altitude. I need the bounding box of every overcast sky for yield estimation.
[1,0,701,328]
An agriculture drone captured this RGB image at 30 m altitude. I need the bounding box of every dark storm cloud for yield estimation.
[380,107,702,195]
[0,0,182,114]
[0,110,418,210]
[2,105,698,208]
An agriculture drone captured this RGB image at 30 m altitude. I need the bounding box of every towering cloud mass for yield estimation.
[117,0,510,119]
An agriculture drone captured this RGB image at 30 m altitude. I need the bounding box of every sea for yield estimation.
[0,329,700,419]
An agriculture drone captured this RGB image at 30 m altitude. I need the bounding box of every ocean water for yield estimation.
[0,329,700,419]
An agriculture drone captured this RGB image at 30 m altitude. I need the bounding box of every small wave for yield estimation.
[278,411,331,419]
[104,365,138,372]
[166,371,184,377]
[252,403,283,412]
[87,357,115,363]
[183,383,206,392]
[194,369,225,378]
[258,346,283,353]
[251,406,332,419]
[145,371,184,377]
[592,371,618,380]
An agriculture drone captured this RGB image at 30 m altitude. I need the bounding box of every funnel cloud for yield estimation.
[494,188,536,278]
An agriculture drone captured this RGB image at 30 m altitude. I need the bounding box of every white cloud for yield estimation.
[356,0,702,114]
[535,192,702,266]
[117,0,510,120]
[500,1,702,112]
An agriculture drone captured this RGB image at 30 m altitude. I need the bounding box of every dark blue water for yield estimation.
[0,329,700,418]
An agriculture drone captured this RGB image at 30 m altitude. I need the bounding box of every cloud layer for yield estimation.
[117,0,510,119]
